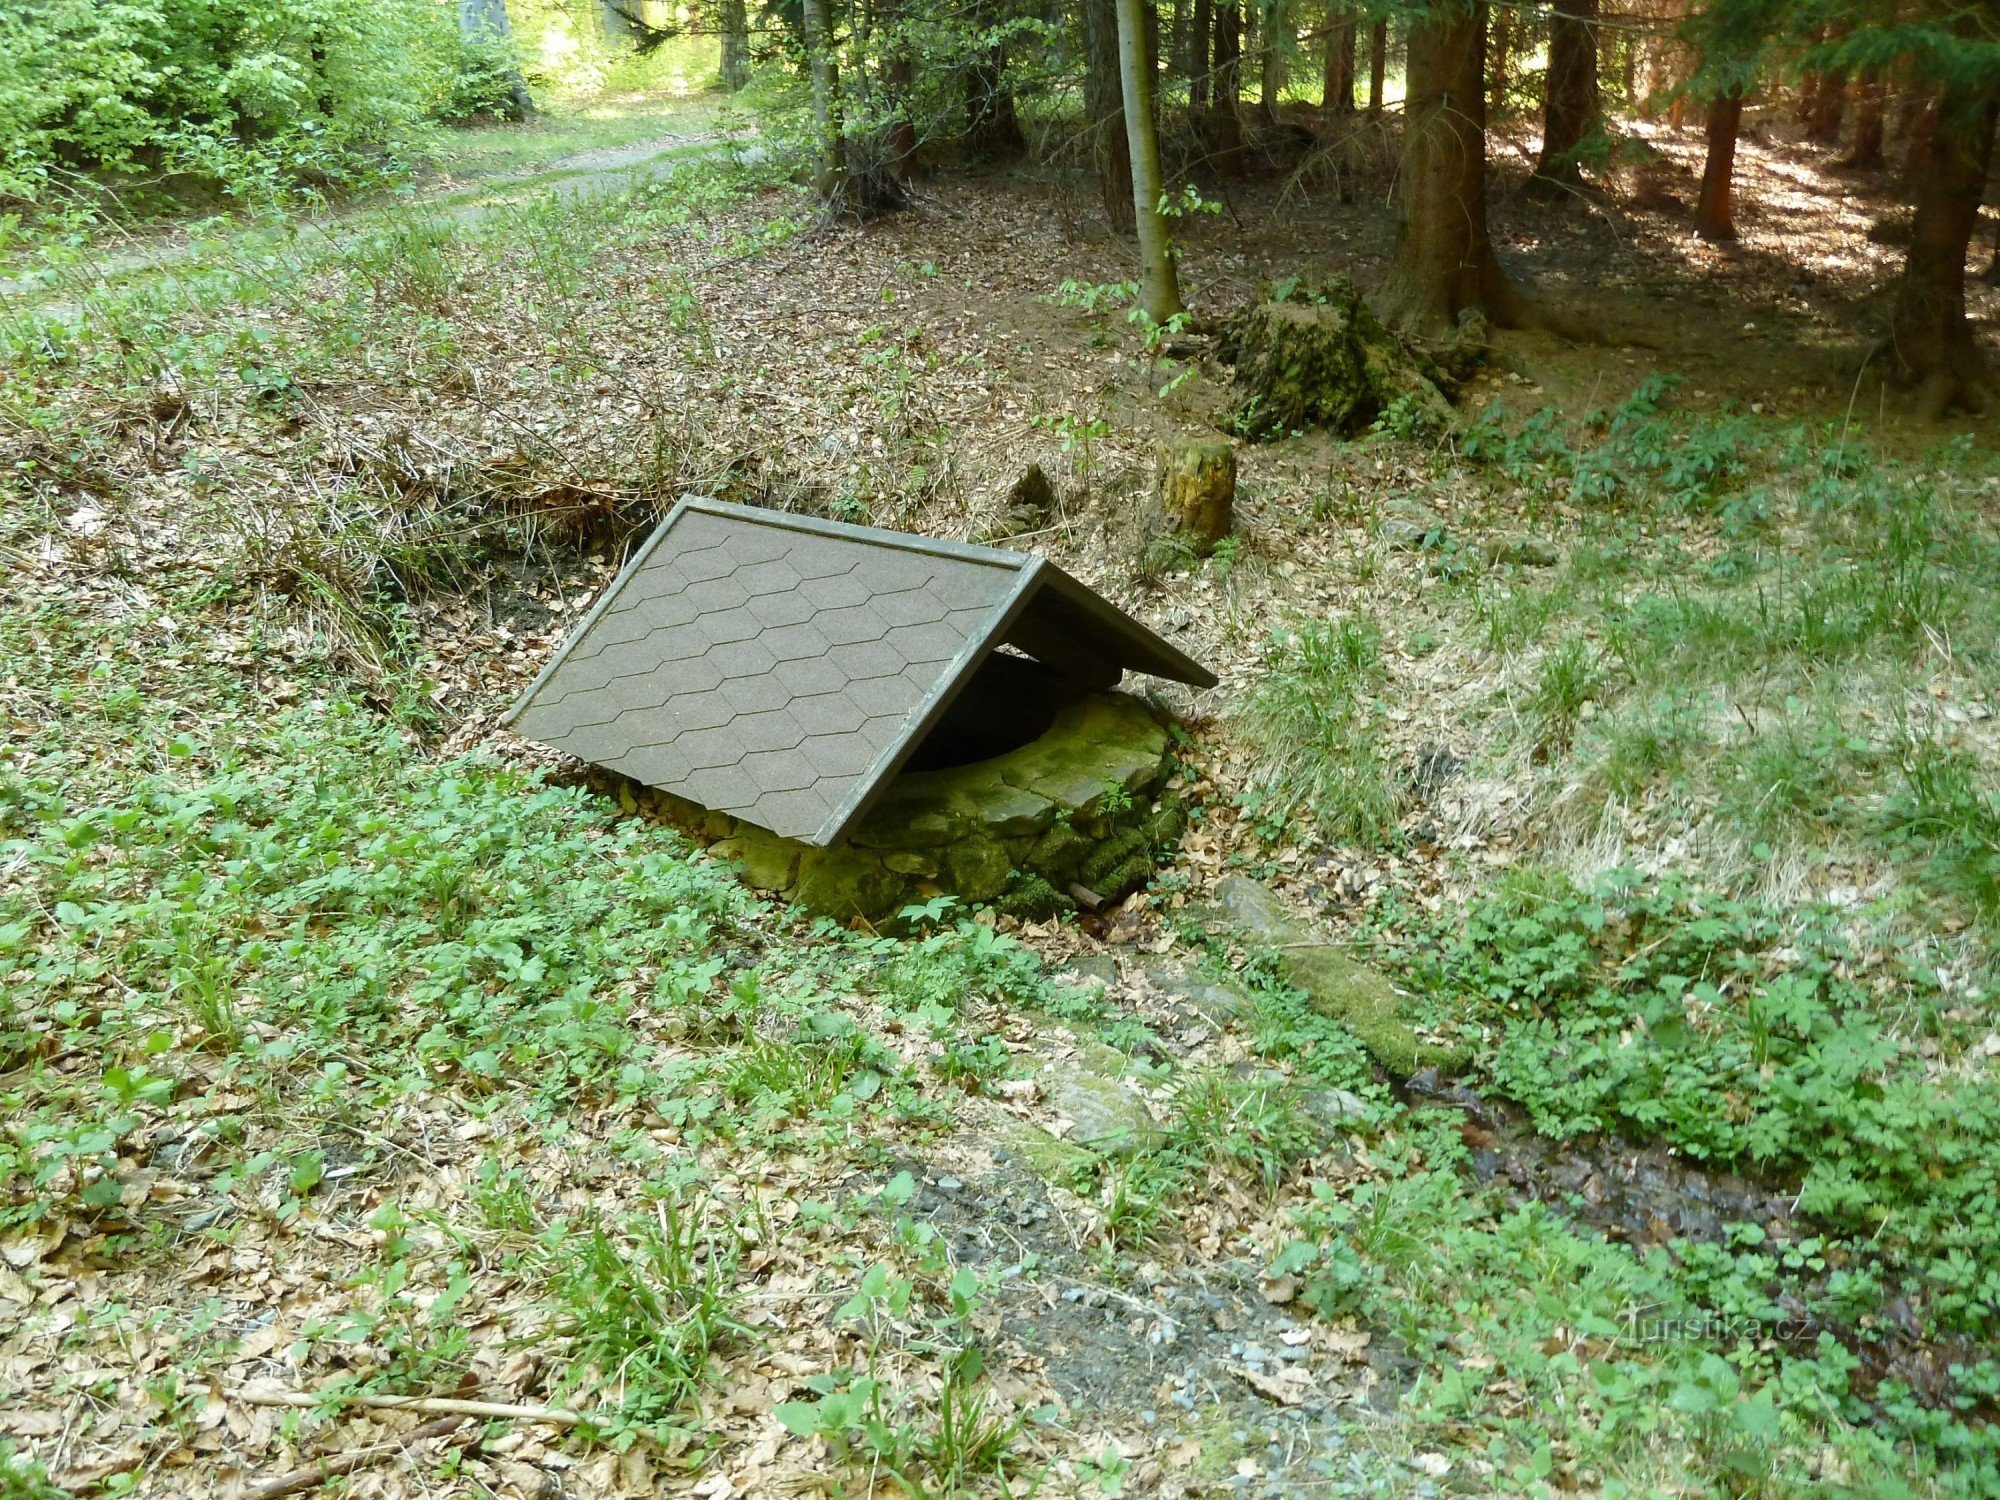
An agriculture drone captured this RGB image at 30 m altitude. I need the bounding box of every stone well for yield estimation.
[657,693,1184,922]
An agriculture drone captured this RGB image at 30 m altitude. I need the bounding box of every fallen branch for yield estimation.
[226,1387,587,1427]
[245,1415,466,1500]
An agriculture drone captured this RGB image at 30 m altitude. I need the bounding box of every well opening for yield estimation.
[900,651,1091,772]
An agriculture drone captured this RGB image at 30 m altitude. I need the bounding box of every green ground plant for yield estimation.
[1238,615,1401,847]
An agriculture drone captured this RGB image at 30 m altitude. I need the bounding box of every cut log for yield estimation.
[1225,275,1458,440]
[1156,438,1236,554]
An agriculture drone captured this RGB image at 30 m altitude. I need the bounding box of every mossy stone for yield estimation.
[1078,824,1153,896]
[998,873,1070,922]
[1206,875,1462,1078]
[711,827,800,891]
[1026,821,1093,881]
[792,848,906,919]
[1045,1062,1163,1158]
[999,1122,1095,1187]
[945,837,1013,903]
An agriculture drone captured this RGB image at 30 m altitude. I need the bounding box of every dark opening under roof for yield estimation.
[505,496,1216,846]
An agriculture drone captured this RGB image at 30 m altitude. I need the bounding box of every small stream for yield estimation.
[1403,1068,1992,1413]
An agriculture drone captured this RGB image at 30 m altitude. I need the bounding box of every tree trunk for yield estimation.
[1379,3,1525,333]
[1190,0,1212,111]
[799,0,846,204]
[1841,70,1884,167]
[1487,6,1510,120]
[1900,86,1940,191]
[598,0,631,47]
[1086,0,1136,231]
[1366,19,1386,114]
[964,0,1026,162]
[1211,0,1245,168]
[458,0,533,118]
[1693,85,1743,240]
[1117,0,1187,322]
[1323,4,1355,112]
[1807,73,1849,145]
[1259,0,1287,125]
[1529,0,1598,195]
[718,0,751,89]
[1884,85,1999,412]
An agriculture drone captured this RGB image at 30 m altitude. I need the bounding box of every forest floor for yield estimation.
[3,99,1999,1500]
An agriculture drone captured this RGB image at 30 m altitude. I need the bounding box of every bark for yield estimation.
[1693,86,1743,241]
[1841,70,1884,168]
[1157,440,1235,552]
[1900,87,1940,191]
[718,0,751,89]
[1883,86,1999,412]
[1259,0,1288,125]
[1366,19,1386,114]
[1086,0,1136,231]
[457,0,533,118]
[1379,3,1526,333]
[1323,4,1355,112]
[1529,0,1599,196]
[1807,72,1849,145]
[1487,5,1511,120]
[1190,0,1212,111]
[598,0,631,46]
[800,0,847,203]
[883,54,917,178]
[1116,0,1187,322]
[1210,0,1246,168]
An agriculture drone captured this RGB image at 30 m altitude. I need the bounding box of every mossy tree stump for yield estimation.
[1227,274,1458,441]
[1156,438,1236,555]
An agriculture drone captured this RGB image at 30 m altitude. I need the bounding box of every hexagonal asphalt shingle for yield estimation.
[508,497,1214,845]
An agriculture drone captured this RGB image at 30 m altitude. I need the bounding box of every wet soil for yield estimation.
[1404,1069,1996,1414]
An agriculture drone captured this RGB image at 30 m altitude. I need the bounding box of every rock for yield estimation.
[711,828,800,891]
[1479,534,1559,567]
[1303,1087,1373,1128]
[1285,944,1451,1080]
[1059,954,1120,988]
[1227,276,1456,442]
[1155,438,1236,555]
[945,837,1013,903]
[1143,964,1252,1028]
[1046,1061,1163,1157]
[1204,875,1465,1078]
[1377,499,1447,551]
[998,1123,1095,1185]
[1212,874,1296,938]
[791,847,904,918]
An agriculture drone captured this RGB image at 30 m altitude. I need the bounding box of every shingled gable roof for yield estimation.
[504,495,1216,847]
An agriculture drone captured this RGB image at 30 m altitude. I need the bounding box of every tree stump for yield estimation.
[1156,438,1236,554]
[1226,275,1458,440]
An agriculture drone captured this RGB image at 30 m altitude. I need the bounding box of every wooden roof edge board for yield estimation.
[806,556,1048,846]
[1030,563,1220,690]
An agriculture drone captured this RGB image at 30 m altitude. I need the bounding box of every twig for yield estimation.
[226,1387,587,1426]
[244,1415,466,1500]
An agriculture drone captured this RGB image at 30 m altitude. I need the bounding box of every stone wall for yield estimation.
[652,693,1183,922]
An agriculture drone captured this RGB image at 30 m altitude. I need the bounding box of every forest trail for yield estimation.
[0,113,757,312]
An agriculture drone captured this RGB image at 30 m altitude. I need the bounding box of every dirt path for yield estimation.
[0,120,761,312]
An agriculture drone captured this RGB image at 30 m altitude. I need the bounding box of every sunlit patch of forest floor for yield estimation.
[4,112,1999,1498]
